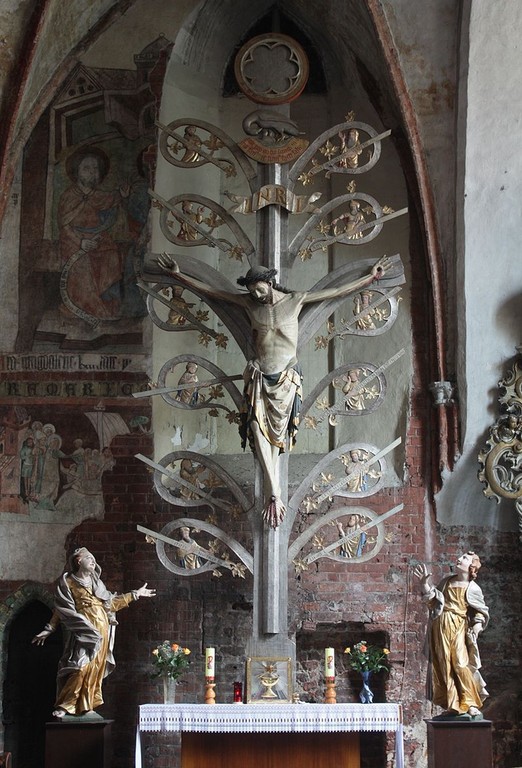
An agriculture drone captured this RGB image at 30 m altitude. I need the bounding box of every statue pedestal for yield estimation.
[45,719,113,768]
[426,719,493,768]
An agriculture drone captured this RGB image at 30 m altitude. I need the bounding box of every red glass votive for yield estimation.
[233,681,242,703]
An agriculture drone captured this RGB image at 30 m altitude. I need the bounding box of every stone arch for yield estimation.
[158,0,449,474]
[0,583,56,752]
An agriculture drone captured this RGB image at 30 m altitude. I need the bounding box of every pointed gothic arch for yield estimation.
[0,584,60,759]
[161,0,451,482]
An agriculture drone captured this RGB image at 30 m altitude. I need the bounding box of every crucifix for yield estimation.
[137,30,407,667]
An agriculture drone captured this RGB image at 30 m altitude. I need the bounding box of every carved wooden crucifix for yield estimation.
[137,30,407,665]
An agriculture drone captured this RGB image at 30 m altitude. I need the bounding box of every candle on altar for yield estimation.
[325,647,335,678]
[205,647,215,678]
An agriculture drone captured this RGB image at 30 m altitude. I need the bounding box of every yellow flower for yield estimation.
[171,643,179,651]
[383,648,390,655]
[183,648,191,655]
[344,647,351,654]
[152,649,159,656]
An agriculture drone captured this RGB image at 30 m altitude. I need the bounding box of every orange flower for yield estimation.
[171,643,179,651]
[359,645,367,653]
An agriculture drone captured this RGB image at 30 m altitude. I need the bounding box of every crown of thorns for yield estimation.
[237,267,278,287]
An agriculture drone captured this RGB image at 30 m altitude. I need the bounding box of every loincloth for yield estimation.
[239,360,303,452]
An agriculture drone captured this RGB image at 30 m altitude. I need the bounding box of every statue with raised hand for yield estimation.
[414,552,489,720]
[32,547,155,719]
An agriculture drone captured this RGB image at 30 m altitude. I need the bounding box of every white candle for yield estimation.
[325,647,335,678]
[205,647,215,678]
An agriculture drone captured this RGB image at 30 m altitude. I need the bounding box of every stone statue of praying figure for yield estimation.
[158,253,390,528]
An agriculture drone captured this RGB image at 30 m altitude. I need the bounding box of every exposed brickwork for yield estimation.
[1,284,521,768]
[2,430,520,768]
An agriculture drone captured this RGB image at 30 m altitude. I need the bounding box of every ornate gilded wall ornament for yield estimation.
[478,353,522,538]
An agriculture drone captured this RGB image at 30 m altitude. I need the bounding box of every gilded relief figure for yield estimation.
[179,458,205,499]
[341,449,381,493]
[332,200,366,240]
[32,548,155,718]
[175,362,200,406]
[158,253,390,527]
[175,526,203,569]
[335,368,372,411]
[336,516,370,558]
[176,201,205,241]
[179,125,203,163]
[414,553,489,720]
[337,128,362,169]
[353,289,389,331]
[166,286,195,326]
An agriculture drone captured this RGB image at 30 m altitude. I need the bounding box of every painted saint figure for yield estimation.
[158,253,390,527]
[32,547,155,718]
[414,552,489,719]
[58,147,131,319]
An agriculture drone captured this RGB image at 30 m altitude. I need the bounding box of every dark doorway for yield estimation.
[3,600,62,768]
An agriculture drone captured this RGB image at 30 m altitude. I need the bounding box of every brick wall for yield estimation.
[1,338,521,767]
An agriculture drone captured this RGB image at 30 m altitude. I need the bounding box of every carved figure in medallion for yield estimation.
[177,201,205,241]
[337,128,362,169]
[341,449,381,493]
[179,458,205,499]
[336,515,370,558]
[353,289,389,331]
[337,368,368,411]
[332,200,366,240]
[175,362,199,405]
[166,286,195,326]
[179,125,203,163]
[175,526,203,569]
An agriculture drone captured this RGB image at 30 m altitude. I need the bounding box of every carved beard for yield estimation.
[253,284,273,304]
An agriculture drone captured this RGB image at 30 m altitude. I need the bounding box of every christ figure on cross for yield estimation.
[158,253,390,528]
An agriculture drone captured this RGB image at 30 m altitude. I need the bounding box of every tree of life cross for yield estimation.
[137,32,406,665]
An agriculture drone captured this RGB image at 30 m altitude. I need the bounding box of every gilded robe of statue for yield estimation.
[425,576,489,714]
[48,566,136,715]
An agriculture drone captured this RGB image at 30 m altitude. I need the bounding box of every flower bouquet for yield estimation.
[343,640,390,673]
[151,641,191,702]
[343,640,389,704]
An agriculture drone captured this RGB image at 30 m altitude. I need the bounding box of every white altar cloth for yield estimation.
[136,703,403,768]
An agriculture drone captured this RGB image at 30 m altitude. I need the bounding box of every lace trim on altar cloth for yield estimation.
[138,702,402,733]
